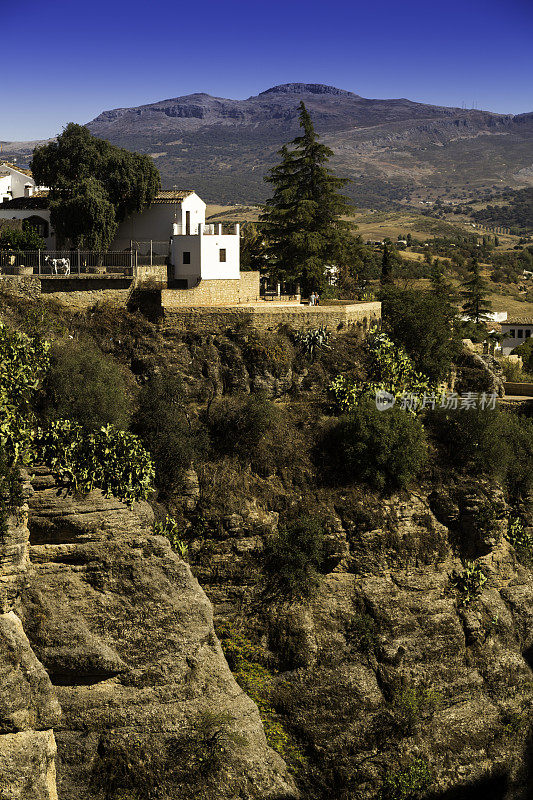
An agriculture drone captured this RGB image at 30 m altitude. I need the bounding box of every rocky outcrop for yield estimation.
[0,473,61,800]
[184,482,533,799]
[16,469,296,800]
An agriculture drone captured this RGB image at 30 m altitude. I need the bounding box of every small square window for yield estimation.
[219,248,226,263]
[510,329,516,337]
[526,330,531,338]
[183,252,191,265]
[518,329,524,338]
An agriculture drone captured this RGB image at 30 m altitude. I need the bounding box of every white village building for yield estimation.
[500,317,533,356]
[0,162,37,203]
[0,162,54,247]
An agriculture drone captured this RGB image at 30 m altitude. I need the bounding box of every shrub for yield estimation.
[215,621,304,767]
[392,685,443,736]
[325,399,427,491]
[380,758,432,800]
[263,515,324,599]
[329,333,437,415]
[153,515,188,559]
[0,321,49,462]
[34,420,154,505]
[450,560,487,606]
[208,393,291,476]
[241,331,294,377]
[293,326,331,359]
[426,406,533,498]
[133,374,207,497]
[42,338,131,430]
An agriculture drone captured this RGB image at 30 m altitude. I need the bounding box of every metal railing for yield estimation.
[0,250,140,276]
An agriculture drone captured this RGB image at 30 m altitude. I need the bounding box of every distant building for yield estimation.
[501,318,533,356]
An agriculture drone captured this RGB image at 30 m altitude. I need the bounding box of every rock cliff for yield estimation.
[0,468,297,800]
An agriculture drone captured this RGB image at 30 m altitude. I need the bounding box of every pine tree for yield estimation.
[260,102,354,291]
[461,259,492,323]
[380,243,395,286]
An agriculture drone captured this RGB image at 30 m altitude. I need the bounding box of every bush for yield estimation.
[426,406,533,498]
[380,758,432,800]
[263,515,324,599]
[392,685,442,735]
[450,560,487,606]
[208,393,292,476]
[0,321,49,462]
[326,399,427,491]
[42,338,131,431]
[241,331,294,377]
[133,374,207,498]
[35,420,154,505]
[329,333,437,415]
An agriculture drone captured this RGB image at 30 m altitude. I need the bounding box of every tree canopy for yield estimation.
[260,102,354,291]
[461,259,493,323]
[31,124,160,249]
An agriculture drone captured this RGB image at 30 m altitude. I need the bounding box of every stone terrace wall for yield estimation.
[162,300,381,334]
[162,272,260,307]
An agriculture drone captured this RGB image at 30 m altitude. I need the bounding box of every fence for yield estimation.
[0,247,169,277]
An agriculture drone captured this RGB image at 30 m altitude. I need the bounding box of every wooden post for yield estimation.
[38,250,41,276]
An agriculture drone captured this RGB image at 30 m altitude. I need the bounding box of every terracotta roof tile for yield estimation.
[153,190,194,204]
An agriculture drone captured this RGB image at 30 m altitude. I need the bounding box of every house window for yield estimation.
[526,330,531,338]
[509,329,515,338]
[518,329,524,338]
[183,252,191,264]
[219,248,226,263]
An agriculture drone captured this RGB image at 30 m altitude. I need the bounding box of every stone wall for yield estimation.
[162,271,260,307]
[135,263,168,287]
[162,300,381,334]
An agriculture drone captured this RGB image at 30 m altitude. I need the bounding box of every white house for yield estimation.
[501,318,533,356]
[0,162,37,203]
[111,190,206,254]
[169,193,240,286]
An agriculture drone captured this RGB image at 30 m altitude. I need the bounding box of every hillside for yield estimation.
[2,83,533,207]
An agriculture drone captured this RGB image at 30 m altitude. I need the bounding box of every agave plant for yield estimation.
[294,326,331,359]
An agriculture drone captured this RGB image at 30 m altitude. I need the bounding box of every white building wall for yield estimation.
[0,165,36,202]
[111,193,206,252]
[501,325,533,355]
[171,235,202,285]
[171,223,240,286]
[199,233,240,280]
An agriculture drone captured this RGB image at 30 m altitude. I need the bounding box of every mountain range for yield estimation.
[3,83,533,206]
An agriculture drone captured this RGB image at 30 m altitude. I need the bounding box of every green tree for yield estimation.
[461,259,492,323]
[0,227,46,251]
[380,243,395,286]
[429,259,456,303]
[260,102,354,292]
[42,338,132,431]
[239,222,268,272]
[380,288,459,382]
[31,123,160,249]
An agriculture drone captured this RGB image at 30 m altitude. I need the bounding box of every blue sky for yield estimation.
[2,0,532,140]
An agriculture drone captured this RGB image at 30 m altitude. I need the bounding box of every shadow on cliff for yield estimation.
[426,771,508,800]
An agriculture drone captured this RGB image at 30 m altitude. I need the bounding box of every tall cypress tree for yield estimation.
[260,102,353,292]
[461,259,492,323]
[380,243,395,286]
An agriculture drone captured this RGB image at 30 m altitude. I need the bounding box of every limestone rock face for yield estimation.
[184,483,533,799]
[19,471,297,800]
[0,473,61,800]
